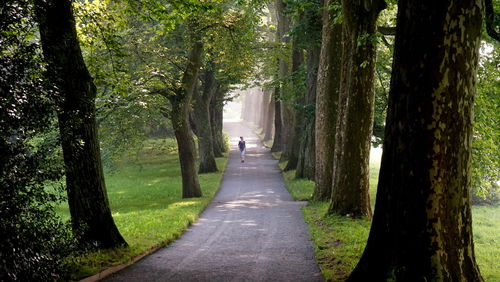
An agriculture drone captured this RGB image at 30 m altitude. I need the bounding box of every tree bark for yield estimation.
[168,27,203,198]
[263,90,275,142]
[211,84,226,156]
[296,45,320,180]
[271,85,283,152]
[283,34,305,171]
[35,0,126,248]
[328,0,386,217]
[313,0,342,201]
[349,0,484,280]
[193,66,218,173]
[271,0,289,153]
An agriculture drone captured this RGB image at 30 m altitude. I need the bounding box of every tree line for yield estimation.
[241,0,498,280]
[0,0,498,280]
[2,0,263,279]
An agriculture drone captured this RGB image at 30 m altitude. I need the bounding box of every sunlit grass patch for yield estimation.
[57,139,228,279]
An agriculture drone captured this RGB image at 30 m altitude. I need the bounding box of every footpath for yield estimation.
[105,120,323,282]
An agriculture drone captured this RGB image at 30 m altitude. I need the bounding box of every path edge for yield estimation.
[78,151,231,282]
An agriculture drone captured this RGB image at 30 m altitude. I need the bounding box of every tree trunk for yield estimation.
[168,28,203,198]
[328,0,386,217]
[283,34,305,171]
[271,85,283,152]
[35,0,126,248]
[313,0,342,201]
[193,66,218,173]
[211,84,226,156]
[296,45,320,180]
[271,0,289,153]
[263,91,275,142]
[349,1,484,280]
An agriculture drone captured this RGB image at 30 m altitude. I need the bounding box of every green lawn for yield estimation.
[278,149,500,281]
[57,139,228,279]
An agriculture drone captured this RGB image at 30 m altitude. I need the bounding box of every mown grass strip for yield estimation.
[57,139,229,280]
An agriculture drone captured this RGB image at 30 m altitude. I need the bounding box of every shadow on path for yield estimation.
[105,120,323,282]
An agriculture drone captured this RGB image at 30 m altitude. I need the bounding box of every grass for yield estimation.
[274,148,500,281]
[57,138,228,279]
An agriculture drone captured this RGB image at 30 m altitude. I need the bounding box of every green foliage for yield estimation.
[472,42,500,203]
[57,139,228,279]
[0,1,77,279]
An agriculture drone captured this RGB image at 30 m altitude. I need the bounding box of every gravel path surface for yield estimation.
[105,120,323,282]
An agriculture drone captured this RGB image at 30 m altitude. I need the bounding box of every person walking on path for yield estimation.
[238,136,246,163]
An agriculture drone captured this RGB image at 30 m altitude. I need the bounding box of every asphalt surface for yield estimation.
[105,120,323,282]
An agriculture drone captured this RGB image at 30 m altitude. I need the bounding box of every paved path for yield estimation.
[105,120,323,282]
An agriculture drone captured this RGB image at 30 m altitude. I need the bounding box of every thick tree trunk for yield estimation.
[35,0,126,248]
[296,45,320,180]
[271,0,289,153]
[283,35,305,171]
[168,29,203,198]
[271,85,283,152]
[211,85,226,156]
[328,0,386,217]
[193,67,218,173]
[313,0,342,201]
[349,1,484,280]
[263,91,275,141]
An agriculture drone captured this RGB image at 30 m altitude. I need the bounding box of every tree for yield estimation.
[271,0,290,153]
[166,22,204,197]
[328,0,386,217]
[313,0,342,201]
[349,0,484,280]
[35,0,127,248]
[193,62,219,173]
[295,0,322,180]
[1,1,77,278]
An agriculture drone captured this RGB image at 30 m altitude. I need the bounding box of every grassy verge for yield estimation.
[57,138,229,279]
[274,150,500,281]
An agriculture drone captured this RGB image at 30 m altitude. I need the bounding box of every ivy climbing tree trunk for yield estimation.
[349,0,484,280]
[167,27,203,198]
[193,65,218,173]
[328,0,386,217]
[35,0,126,248]
[313,0,342,201]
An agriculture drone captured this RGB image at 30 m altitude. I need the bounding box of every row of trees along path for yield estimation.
[241,0,494,281]
[105,121,323,281]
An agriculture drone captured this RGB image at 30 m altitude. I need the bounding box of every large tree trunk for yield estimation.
[263,91,275,141]
[271,0,289,153]
[349,1,484,280]
[211,84,226,156]
[328,0,386,217]
[193,66,218,173]
[259,90,270,130]
[271,85,283,152]
[168,28,203,198]
[35,0,126,248]
[283,34,305,171]
[296,45,320,180]
[313,0,342,201]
